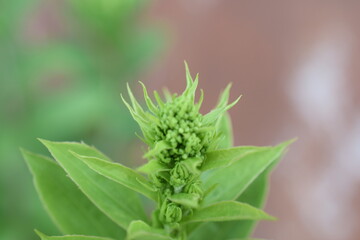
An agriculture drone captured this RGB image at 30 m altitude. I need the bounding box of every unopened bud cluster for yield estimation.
[154,96,209,164]
[123,63,239,237]
[153,95,212,224]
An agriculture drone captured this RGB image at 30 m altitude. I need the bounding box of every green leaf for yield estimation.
[144,140,170,158]
[39,139,147,229]
[202,140,293,204]
[218,144,289,239]
[187,223,220,240]
[207,170,270,239]
[201,146,268,171]
[126,220,171,240]
[189,141,293,239]
[215,112,233,149]
[137,160,167,175]
[72,152,157,201]
[182,201,275,224]
[35,230,114,240]
[168,193,200,208]
[182,157,202,174]
[22,150,125,239]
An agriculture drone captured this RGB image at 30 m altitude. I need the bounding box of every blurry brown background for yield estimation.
[140,1,360,239]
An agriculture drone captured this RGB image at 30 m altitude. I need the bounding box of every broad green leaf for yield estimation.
[202,140,292,204]
[215,112,233,149]
[202,146,268,171]
[203,170,269,239]
[188,223,221,240]
[39,139,147,229]
[191,169,271,240]
[189,141,292,239]
[182,201,274,224]
[126,220,171,240]
[219,146,289,239]
[35,230,114,240]
[190,141,293,239]
[22,150,125,239]
[73,153,157,201]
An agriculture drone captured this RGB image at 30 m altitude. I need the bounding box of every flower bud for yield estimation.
[170,162,190,187]
[184,181,203,198]
[164,203,182,223]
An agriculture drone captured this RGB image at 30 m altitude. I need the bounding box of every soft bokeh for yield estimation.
[0,0,162,239]
[1,1,360,240]
[141,1,360,240]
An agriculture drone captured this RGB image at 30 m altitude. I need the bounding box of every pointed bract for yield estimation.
[139,81,158,114]
[203,96,241,126]
[184,61,193,88]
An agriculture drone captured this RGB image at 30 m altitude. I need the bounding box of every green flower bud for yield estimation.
[159,200,182,223]
[164,203,182,223]
[170,162,190,187]
[184,181,204,198]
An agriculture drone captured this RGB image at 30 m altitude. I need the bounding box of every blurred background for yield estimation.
[1,1,359,240]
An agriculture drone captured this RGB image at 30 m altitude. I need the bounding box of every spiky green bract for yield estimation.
[122,62,239,237]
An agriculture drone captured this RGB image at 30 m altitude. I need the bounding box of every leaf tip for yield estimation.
[287,137,298,145]
[184,60,189,71]
[19,147,28,156]
[37,138,52,147]
[34,229,47,239]
[266,214,277,221]
[276,137,297,151]
[21,149,33,171]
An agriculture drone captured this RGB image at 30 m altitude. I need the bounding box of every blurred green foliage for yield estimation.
[0,0,162,239]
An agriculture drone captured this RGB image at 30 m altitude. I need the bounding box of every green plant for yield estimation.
[22,63,292,240]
